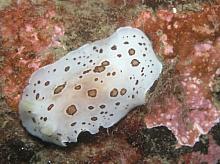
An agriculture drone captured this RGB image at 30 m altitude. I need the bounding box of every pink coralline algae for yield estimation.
[180,135,220,164]
[132,3,220,147]
[0,1,64,110]
[145,38,220,147]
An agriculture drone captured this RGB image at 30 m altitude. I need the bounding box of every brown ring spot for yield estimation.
[54,83,66,94]
[65,66,70,72]
[91,116,97,121]
[93,65,105,73]
[110,88,118,97]
[66,105,77,116]
[131,59,140,67]
[88,89,97,97]
[120,88,127,96]
[111,45,117,50]
[88,106,94,110]
[100,105,105,109]
[47,104,54,111]
[45,81,50,86]
[101,60,110,66]
[74,85,81,90]
[128,48,135,56]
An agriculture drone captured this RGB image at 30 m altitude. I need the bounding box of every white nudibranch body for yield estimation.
[19,27,163,146]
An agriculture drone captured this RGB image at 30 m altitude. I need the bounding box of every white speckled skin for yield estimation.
[19,27,163,146]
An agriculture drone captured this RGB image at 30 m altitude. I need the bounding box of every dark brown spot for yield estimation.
[45,81,50,86]
[47,104,54,111]
[110,88,118,97]
[66,105,77,115]
[43,117,47,121]
[83,69,91,74]
[100,105,105,109]
[94,78,98,81]
[71,122,77,126]
[111,45,117,50]
[91,116,97,121]
[37,80,41,84]
[93,65,105,73]
[120,88,127,96]
[88,89,97,97]
[107,72,111,76]
[112,72,116,76]
[88,106,94,110]
[53,69,56,72]
[101,60,110,66]
[32,117,36,123]
[128,48,135,56]
[115,102,120,106]
[124,41,129,44]
[65,66,70,72]
[131,59,140,67]
[110,114,114,116]
[93,46,96,50]
[33,90,36,93]
[135,80,139,85]
[36,93,40,100]
[54,83,66,94]
[74,85,81,90]
[117,54,122,58]
[99,49,103,53]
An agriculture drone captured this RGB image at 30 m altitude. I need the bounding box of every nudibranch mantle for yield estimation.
[19,27,163,146]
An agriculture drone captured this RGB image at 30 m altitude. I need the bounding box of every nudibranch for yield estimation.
[19,27,163,146]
